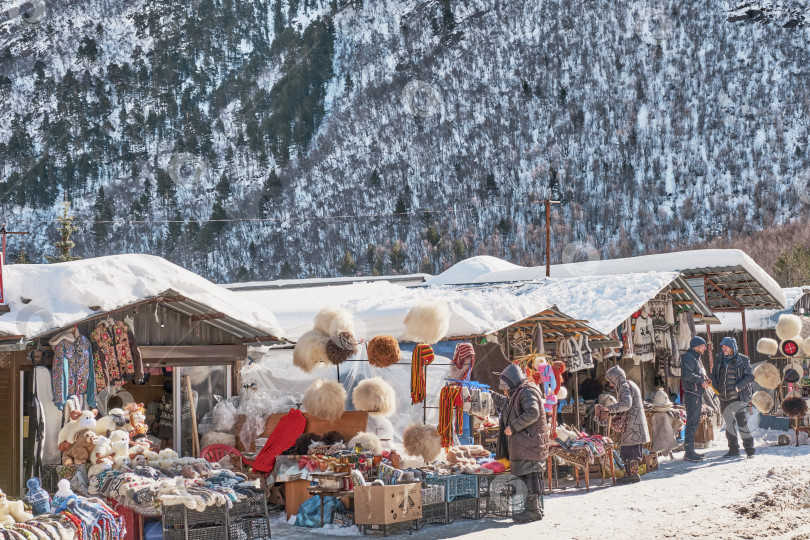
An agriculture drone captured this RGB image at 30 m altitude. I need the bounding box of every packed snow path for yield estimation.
[270,443,810,539]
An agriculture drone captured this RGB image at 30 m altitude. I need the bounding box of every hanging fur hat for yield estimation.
[781,396,808,418]
[557,385,568,401]
[751,390,774,414]
[403,301,451,344]
[302,379,347,424]
[325,332,359,365]
[348,431,382,454]
[756,338,778,357]
[784,361,805,384]
[314,306,355,337]
[351,377,396,417]
[367,335,401,367]
[776,314,803,341]
[803,337,810,357]
[293,330,330,373]
[781,337,803,357]
[753,362,781,390]
[402,424,441,463]
[322,431,344,445]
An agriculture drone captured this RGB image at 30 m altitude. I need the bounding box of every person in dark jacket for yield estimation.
[680,336,710,462]
[710,336,755,458]
[492,363,549,522]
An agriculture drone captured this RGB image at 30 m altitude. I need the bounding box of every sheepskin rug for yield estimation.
[752,390,774,414]
[402,424,441,463]
[403,301,451,344]
[776,314,803,341]
[367,335,401,367]
[293,330,330,373]
[314,306,355,337]
[348,431,382,454]
[302,379,347,424]
[325,331,359,365]
[756,337,778,357]
[753,362,781,390]
[352,377,396,417]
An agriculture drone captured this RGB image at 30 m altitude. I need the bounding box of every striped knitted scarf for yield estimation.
[438,385,463,448]
[410,344,435,404]
[451,343,476,380]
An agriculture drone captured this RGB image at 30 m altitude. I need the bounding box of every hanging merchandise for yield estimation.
[532,323,546,355]
[252,408,307,473]
[632,305,655,364]
[51,328,94,410]
[90,319,143,391]
[559,335,594,373]
[410,343,435,404]
[448,342,475,380]
[367,335,401,368]
[675,309,695,352]
[438,385,463,448]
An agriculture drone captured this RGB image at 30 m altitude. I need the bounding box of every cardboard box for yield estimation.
[643,453,659,472]
[354,484,422,525]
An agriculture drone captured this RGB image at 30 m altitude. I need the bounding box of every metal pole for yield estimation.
[545,200,551,277]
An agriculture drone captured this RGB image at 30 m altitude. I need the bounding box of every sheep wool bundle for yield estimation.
[751,391,774,414]
[352,377,396,417]
[402,424,441,463]
[293,330,330,373]
[302,379,347,424]
[756,338,778,357]
[403,301,451,344]
[776,314,803,341]
[367,335,401,367]
[753,362,781,390]
[348,432,382,455]
[314,306,355,337]
[325,331,359,365]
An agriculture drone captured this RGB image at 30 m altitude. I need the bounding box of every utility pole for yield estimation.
[543,199,561,277]
[0,223,30,309]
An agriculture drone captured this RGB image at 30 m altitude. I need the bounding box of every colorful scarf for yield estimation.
[438,385,463,448]
[451,343,476,380]
[410,344,435,404]
[252,408,307,473]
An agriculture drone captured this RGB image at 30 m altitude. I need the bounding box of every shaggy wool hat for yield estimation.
[751,390,774,414]
[293,330,330,373]
[753,362,781,390]
[321,431,344,445]
[403,301,451,344]
[314,306,355,337]
[557,385,568,401]
[781,396,809,418]
[325,331,359,365]
[756,338,779,357]
[351,377,396,417]
[803,337,810,357]
[402,424,441,463]
[776,314,803,341]
[302,379,347,424]
[784,361,805,384]
[367,335,401,367]
[347,431,382,454]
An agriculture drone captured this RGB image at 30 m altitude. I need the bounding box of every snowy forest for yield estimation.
[0,0,808,282]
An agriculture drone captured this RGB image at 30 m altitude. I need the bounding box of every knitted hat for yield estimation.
[689,336,706,349]
[25,478,52,515]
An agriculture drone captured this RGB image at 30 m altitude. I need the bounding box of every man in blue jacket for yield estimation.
[681,336,710,462]
[710,336,756,458]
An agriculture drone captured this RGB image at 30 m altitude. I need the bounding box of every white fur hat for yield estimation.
[751,390,774,414]
[557,385,568,401]
[314,306,355,337]
[753,362,781,390]
[351,377,396,417]
[402,424,441,463]
[348,431,382,454]
[403,301,451,344]
[803,337,810,357]
[756,338,778,357]
[293,330,330,373]
[783,361,805,383]
[776,314,803,341]
[781,337,803,357]
[302,379,347,424]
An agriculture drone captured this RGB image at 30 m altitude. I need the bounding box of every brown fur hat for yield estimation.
[302,379,347,424]
[402,424,441,463]
[321,430,345,445]
[781,396,809,418]
[286,433,321,455]
[326,331,359,365]
[367,335,401,367]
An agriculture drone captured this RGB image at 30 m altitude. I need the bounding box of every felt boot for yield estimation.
[721,449,740,458]
[684,443,704,462]
[513,494,543,522]
[616,459,641,484]
[745,447,755,459]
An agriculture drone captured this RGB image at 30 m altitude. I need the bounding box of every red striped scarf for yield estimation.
[438,385,463,448]
[410,344,435,404]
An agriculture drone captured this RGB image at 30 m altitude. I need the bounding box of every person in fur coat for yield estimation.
[710,337,755,458]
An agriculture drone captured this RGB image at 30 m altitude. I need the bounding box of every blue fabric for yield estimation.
[689,336,706,348]
[720,337,738,357]
[680,349,706,396]
[295,496,346,528]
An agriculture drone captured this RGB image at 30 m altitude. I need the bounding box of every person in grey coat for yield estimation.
[596,365,650,484]
[680,336,710,462]
[492,363,549,522]
[710,336,755,458]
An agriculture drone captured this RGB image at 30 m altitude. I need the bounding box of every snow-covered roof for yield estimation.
[711,287,810,332]
[0,255,284,340]
[223,273,429,291]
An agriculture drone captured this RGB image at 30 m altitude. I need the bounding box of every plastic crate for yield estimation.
[425,474,478,502]
[446,498,478,523]
[417,502,448,528]
[229,516,271,540]
[477,475,493,497]
[421,485,445,506]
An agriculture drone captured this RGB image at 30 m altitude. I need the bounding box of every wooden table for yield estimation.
[307,486,354,527]
[546,439,615,493]
[284,478,314,519]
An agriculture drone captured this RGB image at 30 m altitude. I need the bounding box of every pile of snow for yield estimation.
[426,255,522,285]
[0,255,283,339]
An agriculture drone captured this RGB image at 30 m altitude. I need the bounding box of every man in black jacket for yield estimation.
[710,336,756,458]
[681,336,710,462]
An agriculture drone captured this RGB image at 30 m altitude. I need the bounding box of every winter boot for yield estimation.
[512,495,543,522]
[744,447,755,459]
[616,459,641,484]
[683,443,704,462]
[721,448,741,458]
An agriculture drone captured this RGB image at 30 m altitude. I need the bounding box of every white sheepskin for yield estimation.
[776,314,803,341]
[348,431,383,455]
[314,306,355,336]
[403,301,451,344]
[293,330,330,373]
[752,390,774,414]
[402,424,441,463]
[201,431,237,449]
[756,338,778,357]
[803,337,810,357]
[302,379,347,424]
[753,363,781,390]
[557,386,568,401]
[351,377,396,417]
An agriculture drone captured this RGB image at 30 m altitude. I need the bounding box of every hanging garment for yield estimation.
[438,385,463,448]
[35,366,63,465]
[531,323,545,355]
[668,330,682,378]
[676,310,695,351]
[51,330,93,410]
[621,319,634,359]
[90,320,143,390]
[410,344,436,404]
[537,362,557,413]
[252,408,307,473]
[632,306,655,364]
[448,343,475,381]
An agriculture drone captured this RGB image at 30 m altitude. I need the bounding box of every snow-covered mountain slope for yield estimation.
[0,0,808,281]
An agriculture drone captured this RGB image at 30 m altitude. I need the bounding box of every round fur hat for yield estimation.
[781,396,809,418]
[325,331,359,365]
[314,306,355,337]
[351,377,396,417]
[781,337,803,357]
[293,330,330,373]
[784,361,805,384]
[803,337,810,357]
[557,385,568,401]
[403,301,451,344]
[348,431,382,454]
[776,314,803,341]
[367,335,401,367]
[751,390,774,414]
[756,337,778,357]
[402,424,441,463]
[753,362,781,390]
[302,379,347,424]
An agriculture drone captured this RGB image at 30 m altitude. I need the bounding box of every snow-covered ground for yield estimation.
[269,429,810,539]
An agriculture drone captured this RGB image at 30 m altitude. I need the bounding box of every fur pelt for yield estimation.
[322,431,344,445]
[752,391,774,414]
[753,362,781,390]
[367,335,401,367]
[402,424,441,463]
[781,396,809,418]
[325,332,359,365]
[302,379,346,423]
[756,338,779,357]
[803,337,810,357]
[776,314,803,341]
[403,301,451,344]
[288,433,321,455]
[348,432,382,454]
[201,431,236,449]
[314,306,355,337]
[293,330,330,373]
[351,377,396,417]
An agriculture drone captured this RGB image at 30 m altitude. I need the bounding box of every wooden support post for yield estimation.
[740,309,749,356]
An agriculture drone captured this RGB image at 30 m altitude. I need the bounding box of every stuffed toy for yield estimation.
[776,314,802,341]
[752,391,774,414]
[293,330,330,373]
[402,424,441,463]
[403,301,451,344]
[61,428,98,465]
[347,431,382,454]
[0,489,32,525]
[109,436,130,464]
[58,409,98,451]
[91,436,112,464]
[325,331,359,365]
[314,306,355,337]
[88,457,112,477]
[124,403,148,437]
[113,456,131,470]
[352,377,396,417]
[24,479,51,515]
[94,408,130,436]
[753,363,781,390]
[756,338,778,357]
[302,379,346,424]
[367,335,401,367]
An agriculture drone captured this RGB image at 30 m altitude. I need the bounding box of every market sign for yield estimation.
[782,339,799,356]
